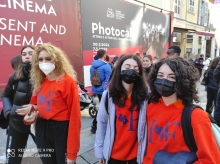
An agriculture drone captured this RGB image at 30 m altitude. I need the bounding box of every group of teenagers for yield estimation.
[1,44,220,164]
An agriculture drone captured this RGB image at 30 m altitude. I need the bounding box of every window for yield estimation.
[186,48,192,53]
[187,35,193,43]
[198,36,202,44]
[188,0,195,13]
[204,2,208,26]
[174,0,181,17]
[198,1,208,26]
[198,48,201,54]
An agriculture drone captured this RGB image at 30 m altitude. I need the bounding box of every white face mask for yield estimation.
[39,63,55,75]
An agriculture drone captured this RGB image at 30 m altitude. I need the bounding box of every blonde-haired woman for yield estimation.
[21,43,81,164]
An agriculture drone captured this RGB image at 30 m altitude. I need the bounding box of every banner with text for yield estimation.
[81,0,170,66]
[0,0,83,88]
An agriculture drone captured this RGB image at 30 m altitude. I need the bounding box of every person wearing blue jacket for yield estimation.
[90,49,112,133]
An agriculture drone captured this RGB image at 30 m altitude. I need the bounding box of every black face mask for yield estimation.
[22,62,31,71]
[120,69,140,84]
[154,78,176,97]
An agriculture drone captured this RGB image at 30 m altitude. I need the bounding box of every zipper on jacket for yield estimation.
[139,101,146,164]
[140,141,142,163]
[107,103,111,163]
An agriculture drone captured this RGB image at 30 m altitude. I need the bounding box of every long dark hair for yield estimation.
[108,54,148,110]
[209,57,220,69]
[148,56,200,106]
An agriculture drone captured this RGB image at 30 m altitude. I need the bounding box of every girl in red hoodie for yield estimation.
[19,43,81,164]
[144,56,220,163]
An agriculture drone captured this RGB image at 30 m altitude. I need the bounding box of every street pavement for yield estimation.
[0,82,208,164]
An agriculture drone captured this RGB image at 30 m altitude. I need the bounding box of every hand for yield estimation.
[99,159,106,164]
[67,158,76,164]
[88,91,94,97]
[24,111,38,123]
[16,104,32,116]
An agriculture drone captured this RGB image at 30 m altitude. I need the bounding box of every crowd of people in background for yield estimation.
[0,44,220,164]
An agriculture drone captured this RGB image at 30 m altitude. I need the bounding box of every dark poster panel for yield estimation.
[0,0,83,92]
[142,8,170,58]
[81,0,170,66]
[81,0,143,65]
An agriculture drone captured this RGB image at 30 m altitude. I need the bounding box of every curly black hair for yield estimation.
[147,56,200,106]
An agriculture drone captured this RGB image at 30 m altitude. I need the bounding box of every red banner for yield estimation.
[0,0,83,93]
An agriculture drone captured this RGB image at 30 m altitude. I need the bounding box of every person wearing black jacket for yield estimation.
[213,60,220,127]
[1,45,36,164]
[205,57,220,114]
[194,55,204,79]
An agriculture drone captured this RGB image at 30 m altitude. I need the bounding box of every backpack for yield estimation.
[91,68,101,86]
[181,104,220,152]
[91,64,104,87]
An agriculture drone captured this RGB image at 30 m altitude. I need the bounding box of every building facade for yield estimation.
[173,0,216,59]
[126,0,218,59]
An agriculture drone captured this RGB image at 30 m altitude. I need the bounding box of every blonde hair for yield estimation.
[31,43,77,94]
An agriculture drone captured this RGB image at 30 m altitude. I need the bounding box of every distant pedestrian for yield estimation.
[135,53,141,59]
[111,56,119,68]
[142,55,153,79]
[194,54,204,79]
[105,55,113,69]
[109,55,126,81]
[213,60,220,127]
[205,57,220,114]
[153,55,159,63]
[166,46,181,56]
[188,56,195,66]
[203,57,211,71]
[90,49,112,133]
[11,55,21,70]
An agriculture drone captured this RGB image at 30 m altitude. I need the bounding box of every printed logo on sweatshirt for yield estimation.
[38,91,57,110]
[119,114,128,125]
[116,109,139,131]
[149,119,180,144]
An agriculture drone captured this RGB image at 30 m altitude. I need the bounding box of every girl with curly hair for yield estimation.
[20,43,81,164]
[143,56,220,163]
[95,54,148,164]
